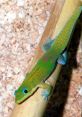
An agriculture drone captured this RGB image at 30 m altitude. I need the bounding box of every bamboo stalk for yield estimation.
[10,0,82,117]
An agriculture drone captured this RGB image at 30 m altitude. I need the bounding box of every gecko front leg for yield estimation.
[38,83,53,101]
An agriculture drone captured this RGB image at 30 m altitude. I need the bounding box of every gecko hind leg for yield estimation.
[57,51,68,65]
[41,37,54,52]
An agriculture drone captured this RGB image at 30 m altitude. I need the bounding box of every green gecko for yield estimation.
[15,6,82,104]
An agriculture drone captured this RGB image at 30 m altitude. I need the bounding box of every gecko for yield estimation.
[15,6,82,104]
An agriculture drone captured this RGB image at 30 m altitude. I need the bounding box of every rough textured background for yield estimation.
[0,0,82,117]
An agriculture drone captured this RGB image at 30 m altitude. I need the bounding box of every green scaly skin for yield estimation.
[15,6,82,104]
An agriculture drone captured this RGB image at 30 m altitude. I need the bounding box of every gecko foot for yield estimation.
[41,89,50,101]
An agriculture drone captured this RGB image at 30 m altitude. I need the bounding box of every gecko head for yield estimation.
[14,86,33,104]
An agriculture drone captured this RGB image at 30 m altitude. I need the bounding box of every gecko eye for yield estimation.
[22,88,28,94]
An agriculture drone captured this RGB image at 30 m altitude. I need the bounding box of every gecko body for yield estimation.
[15,7,82,104]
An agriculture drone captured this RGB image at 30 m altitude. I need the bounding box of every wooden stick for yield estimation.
[29,0,65,71]
[10,0,82,117]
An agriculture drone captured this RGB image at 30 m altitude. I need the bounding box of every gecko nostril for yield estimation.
[14,90,17,96]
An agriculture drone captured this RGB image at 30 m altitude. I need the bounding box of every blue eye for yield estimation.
[22,88,28,94]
